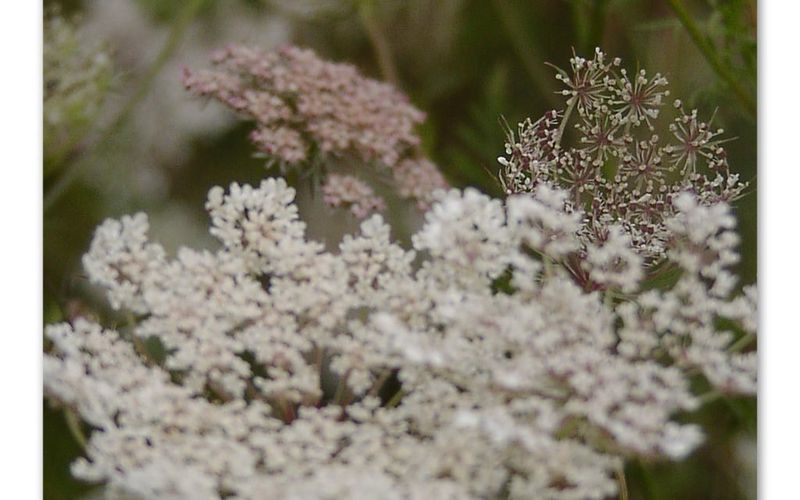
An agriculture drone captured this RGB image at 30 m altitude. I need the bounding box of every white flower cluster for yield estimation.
[44,172,755,499]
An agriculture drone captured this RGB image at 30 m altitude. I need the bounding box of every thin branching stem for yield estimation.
[666,0,756,117]
[44,0,206,212]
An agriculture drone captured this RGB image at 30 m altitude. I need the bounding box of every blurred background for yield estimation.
[43,0,757,498]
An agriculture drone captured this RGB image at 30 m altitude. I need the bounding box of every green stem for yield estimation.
[126,313,156,367]
[569,0,610,54]
[570,1,590,54]
[368,369,392,398]
[729,332,756,353]
[556,97,577,147]
[357,0,399,86]
[385,388,405,408]
[666,0,756,117]
[543,256,555,279]
[43,0,206,212]
[64,408,88,450]
[697,390,722,405]
[587,0,610,51]
[278,397,295,423]
[334,370,352,406]
[491,0,560,108]
[604,289,614,309]
[616,463,629,500]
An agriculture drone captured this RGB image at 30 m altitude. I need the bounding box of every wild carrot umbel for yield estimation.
[183,44,447,217]
[498,48,747,266]
[44,49,756,500]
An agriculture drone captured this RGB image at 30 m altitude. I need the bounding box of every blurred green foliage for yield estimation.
[43,8,113,177]
[43,1,757,498]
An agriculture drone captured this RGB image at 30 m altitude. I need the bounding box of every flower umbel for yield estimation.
[499,48,747,265]
[45,48,756,500]
[183,44,447,216]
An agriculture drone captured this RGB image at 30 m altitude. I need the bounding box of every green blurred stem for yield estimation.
[634,459,656,500]
[729,332,756,353]
[64,408,87,450]
[334,370,352,406]
[385,388,405,408]
[666,0,756,117]
[587,0,609,51]
[126,313,157,367]
[491,0,560,108]
[358,0,399,86]
[368,369,393,398]
[43,0,206,212]
[556,97,576,145]
[543,256,555,279]
[616,464,629,500]
[571,1,590,53]
[570,0,608,53]
[698,390,722,405]
[604,290,614,309]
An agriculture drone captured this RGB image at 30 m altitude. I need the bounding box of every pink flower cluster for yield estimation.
[182,44,425,167]
[183,44,449,217]
[321,174,386,219]
[392,157,449,210]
